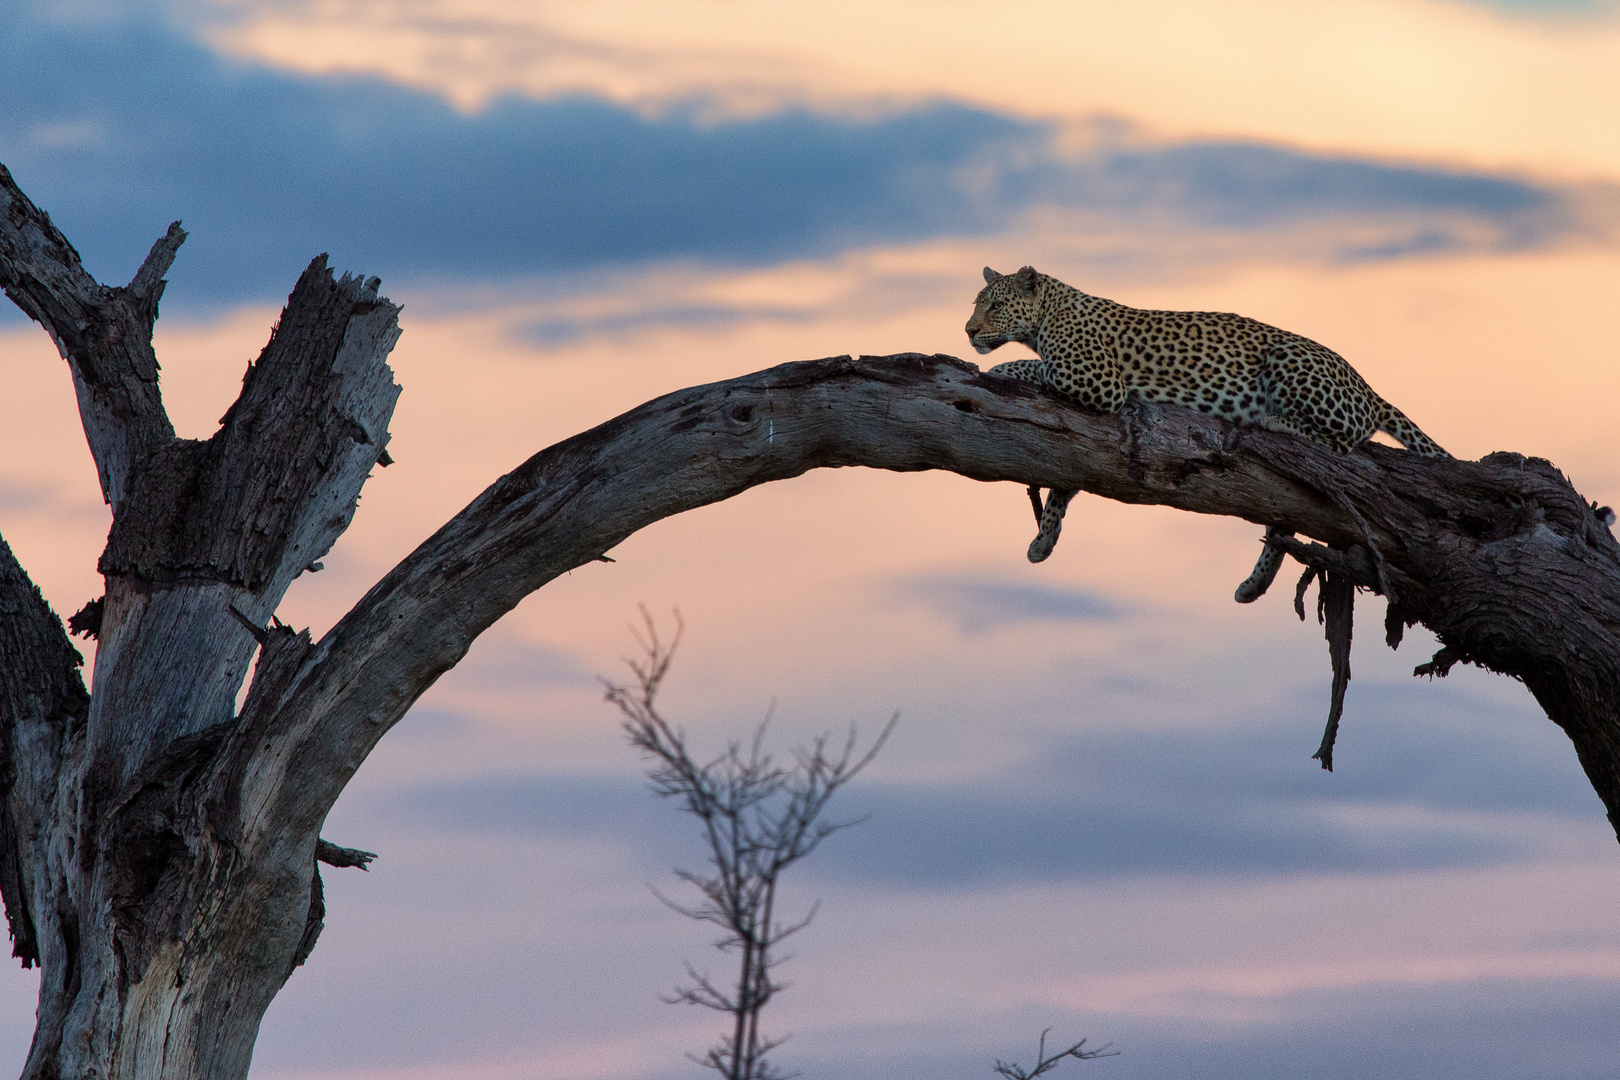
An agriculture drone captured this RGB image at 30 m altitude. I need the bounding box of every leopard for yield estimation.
[965,265,1448,603]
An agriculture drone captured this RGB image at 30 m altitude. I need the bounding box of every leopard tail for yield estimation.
[1234,526,1291,604]
[1375,398,1448,458]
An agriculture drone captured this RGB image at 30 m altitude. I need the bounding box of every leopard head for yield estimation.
[965,265,1041,355]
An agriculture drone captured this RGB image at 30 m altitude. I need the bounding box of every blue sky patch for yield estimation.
[377,676,1600,890]
[518,304,815,348]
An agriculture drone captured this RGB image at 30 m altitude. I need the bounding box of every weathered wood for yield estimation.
[1312,570,1355,772]
[3,159,405,1076]
[0,164,179,512]
[0,534,88,1077]
[86,257,400,786]
[0,536,87,970]
[3,158,1620,1078]
[100,257,399,591]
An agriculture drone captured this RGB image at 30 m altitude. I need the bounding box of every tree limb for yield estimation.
[315,840,376,870]
[223,352,1620,846]
[99,256,399,593]
[84,256,401,790]
[0,163,178,510]
[0,534,88,969]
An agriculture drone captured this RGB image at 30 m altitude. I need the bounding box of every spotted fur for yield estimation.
[966,265,1449,600]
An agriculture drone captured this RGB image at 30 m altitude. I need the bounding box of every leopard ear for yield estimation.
[982,266,1001,284]
[1014,265,1039,294]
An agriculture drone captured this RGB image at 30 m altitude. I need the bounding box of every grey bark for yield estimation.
[3,161,1620,1076]
[3,162,400,1079]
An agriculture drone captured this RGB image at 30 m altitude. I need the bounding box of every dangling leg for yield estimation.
[986,358,1075,563]
[1028,487,1076,563]
[1234,525,1292,603]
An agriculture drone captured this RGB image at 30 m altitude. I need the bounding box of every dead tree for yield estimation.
[605,612,897,1080]
[2,163,1619,1077]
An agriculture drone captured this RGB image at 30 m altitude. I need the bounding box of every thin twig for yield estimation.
[993,1028,1119,1079]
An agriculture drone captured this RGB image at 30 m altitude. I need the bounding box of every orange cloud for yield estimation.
[207,0,1620,180]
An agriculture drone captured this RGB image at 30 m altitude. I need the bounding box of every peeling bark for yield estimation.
[0,166,179,513]
[1311,571,1355,773]
[3,162,1620,1076]
[0,536,88,971]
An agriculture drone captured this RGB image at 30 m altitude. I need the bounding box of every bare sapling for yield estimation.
[603,610,897,1080]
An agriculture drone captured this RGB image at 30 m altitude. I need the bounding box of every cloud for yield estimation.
[1476,0,1616,11]
[516,304,813,348]
[389,773,654,844]
[0,6,1029,307]
[434,638,598,692]
[811,681,1604,888]
[1117,977,1620,1080]
[1057,140,1554,232]
[0,2,1598,319]
[887,573,1128,634]
[370,675,1603,891]
[203,0,1620,184]
[781,975,1620,1080]
[0,480,50,513]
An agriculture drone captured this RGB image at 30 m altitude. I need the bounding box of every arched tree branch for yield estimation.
[0,163,180,511]
[271,351,1620,845]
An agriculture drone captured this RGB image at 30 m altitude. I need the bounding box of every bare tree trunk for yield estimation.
[3,164,399,1078]
[3,162,1618,1076]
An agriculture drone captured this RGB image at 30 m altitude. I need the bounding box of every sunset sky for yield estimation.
[4,0,1620,1076]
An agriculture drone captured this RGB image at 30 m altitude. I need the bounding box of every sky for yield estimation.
[3,0,1620,1077]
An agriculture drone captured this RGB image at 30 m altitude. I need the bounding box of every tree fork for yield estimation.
[4,161,1620,1077]
[3,160,402,1077]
